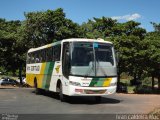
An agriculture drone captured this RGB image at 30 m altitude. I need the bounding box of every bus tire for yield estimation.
[34,79,41,95]
[59,83,65,102]
[95,96,101,103]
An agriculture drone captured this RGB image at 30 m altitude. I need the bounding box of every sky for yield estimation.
[0,0,160,32]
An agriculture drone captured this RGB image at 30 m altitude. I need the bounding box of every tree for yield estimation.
[23,8,82,47]
[0,19,22,75]
[151,22,160,32]
[111,22,147,85]
[144,32,160,89]
[0,8,84,75]
[109,35,148,85]
[81,17,117,39]
[82,18,147,85]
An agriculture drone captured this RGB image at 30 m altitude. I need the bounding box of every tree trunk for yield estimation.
[19,65,22,85]
[12,70,16,77]
[117,72,120,91]
[138,71,142,81]
[134,73,137,83]
[117,63,121,91]
[158,76,160,90]
[152,75,155,90]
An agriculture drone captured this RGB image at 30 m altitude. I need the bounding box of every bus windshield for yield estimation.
[70,42,116,77]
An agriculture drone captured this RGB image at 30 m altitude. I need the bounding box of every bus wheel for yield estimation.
[59,83,65,102]
[34,80,41,95]
[95,96,101,103]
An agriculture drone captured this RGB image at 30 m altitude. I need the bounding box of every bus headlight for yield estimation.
[110,82,117,86]
[69,81,81,86]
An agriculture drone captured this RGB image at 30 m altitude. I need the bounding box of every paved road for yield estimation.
[0,88,160,114]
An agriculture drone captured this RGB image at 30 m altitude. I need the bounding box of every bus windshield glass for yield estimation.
[70,42,116,77]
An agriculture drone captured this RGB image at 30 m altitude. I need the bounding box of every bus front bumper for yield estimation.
[68,85,117,96]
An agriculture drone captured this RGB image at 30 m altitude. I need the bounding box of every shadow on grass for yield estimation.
[32,90,121,105]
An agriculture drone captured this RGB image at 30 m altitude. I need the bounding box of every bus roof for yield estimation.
[28,38,113,53]
[62,38,112,44]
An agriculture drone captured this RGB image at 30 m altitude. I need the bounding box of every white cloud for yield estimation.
[111,13,141,21]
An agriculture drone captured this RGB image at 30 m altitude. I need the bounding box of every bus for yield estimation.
[26,38,117,102]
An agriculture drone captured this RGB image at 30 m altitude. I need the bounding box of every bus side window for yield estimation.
[62,42,70,78]
[30,52,35,63]
[39,50,43,63]
[55,45,61,61]
[52,47,55,61]
[27,53,31,64]
[34,52,37,63]
[46,48,48,62]
[35,51,40,63]
[41,50,46,62]
[46,47,53,62]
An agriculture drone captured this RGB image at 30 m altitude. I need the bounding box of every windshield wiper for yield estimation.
[84,61,94,77]
[96,59,108,77]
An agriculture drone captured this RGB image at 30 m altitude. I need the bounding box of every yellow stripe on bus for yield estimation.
[26,73,35,86]
[37,63,46,88]
[103,78,112,87]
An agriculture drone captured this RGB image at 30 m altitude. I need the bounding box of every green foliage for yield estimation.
[0,19,22,75]
[134,85,153,94]
[0,8,159,85]
[81,17,117,39]
[110,35,147,80]
[23,8,82,47]
[142,77,152,86]
[0,66,6,74]
[151,22,160,32]
[144,32,160,65]
[134,85,160,94]
[127,86,136,93]
[0,8,83,75]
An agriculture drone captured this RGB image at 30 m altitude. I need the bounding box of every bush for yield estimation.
[130,79,142,86]
[134,85,154,94]
[117,82,128,93]
[134,85,152,94]
[142,77,152,86]
[0,66,6,75]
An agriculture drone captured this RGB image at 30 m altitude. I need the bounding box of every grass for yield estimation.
[127,86,136,93]
[149,107,160,115]
[120,77,136,93]
[148,108,160,120]
[120,77,160,94]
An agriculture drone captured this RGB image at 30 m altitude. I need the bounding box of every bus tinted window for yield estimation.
[38,50,42,63]
[41,50,46,62]
[35,51,40,63]
[46,47,53,62]
[27,53,31,64]
[27,44,61,64]
[54,45,61,61]
[30,52,35,63]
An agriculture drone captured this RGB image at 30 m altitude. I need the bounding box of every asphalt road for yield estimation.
[0,88,160,115]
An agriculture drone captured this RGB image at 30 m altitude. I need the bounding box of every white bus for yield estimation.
[26,38,117,102]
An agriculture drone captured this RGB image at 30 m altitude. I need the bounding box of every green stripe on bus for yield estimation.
[96,78,105,86]
[89,78,99,87]
[45,62,54,90]
[42,62,55,89]
[89,78,105,87]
